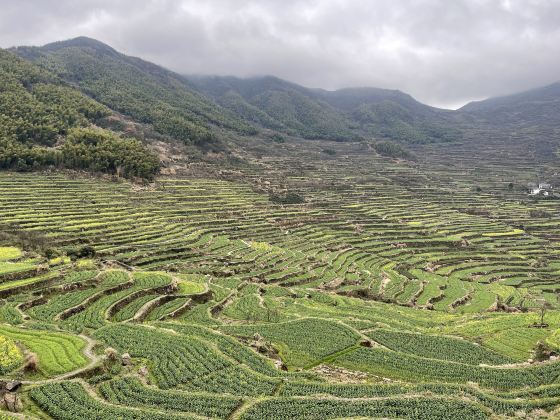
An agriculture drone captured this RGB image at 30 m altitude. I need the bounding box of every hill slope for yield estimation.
[188,75,462,143]
[187,75,357,141]
[0,48,159,178]
[317,87,462,143]
[460,81,560,129]
[10,37,464,145]
[13,37,257,146]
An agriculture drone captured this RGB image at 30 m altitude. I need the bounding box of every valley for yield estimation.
[0,36,559,419]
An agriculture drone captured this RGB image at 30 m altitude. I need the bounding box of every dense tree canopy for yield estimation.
[0,49,159,179]
[0,129,160,180]
[373,140,413,159]
[0,50,110,146]
[353,101,461,144]
[14,38,257,145]
[61,128,160,179]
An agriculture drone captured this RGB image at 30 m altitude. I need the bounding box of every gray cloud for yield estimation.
[1,0,559,108]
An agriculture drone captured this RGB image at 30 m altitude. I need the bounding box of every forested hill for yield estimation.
[4,36,559,182]
[7,36,464,148]
[12,37,257,145]
[460,81,560,129]
[0,48,159,179]
[187,75,358,141]
[187,75,463,143]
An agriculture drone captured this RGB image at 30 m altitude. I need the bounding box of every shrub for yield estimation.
[270,133,286,143]
[373,140,412,159]
[61,128,160,179]
[66,245,96,261]
[269,192,305,205]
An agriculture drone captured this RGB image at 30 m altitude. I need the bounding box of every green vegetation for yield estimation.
[188,75,462,142]
[93,323,231,388]
[249,89,355,141]
[0,334,23,374]
[222,318,360,368]
[100,377,242,418]
[0,247,22,261]
[367,328,514,365]
[59,128,160,179]
[15,37,256,145]
[30,381,192,420]
[188,75,356,141]
[336,346,559,390]
[0,49,109,147]
[353,101,461,143]
[0,167,559,417]
[177,280,205,295]
[240,397,488,420]
[0,325,88,377]
[269,191,305,204]
[1,36,560,420]
[373,140,412,158]
[0,48,159,179]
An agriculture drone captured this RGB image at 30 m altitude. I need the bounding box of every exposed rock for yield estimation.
[122,352,132,366]
[23,353,38,372]
[425,262,441,272]
[312,364,369,383]
[3,392,23,412]
[360,340,373,347]
[274,360,288,371]
[5,381,21,392]
[105,347,118,361]
[488,300,519,313]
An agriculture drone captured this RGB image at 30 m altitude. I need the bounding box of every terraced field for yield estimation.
[0,136,559,419]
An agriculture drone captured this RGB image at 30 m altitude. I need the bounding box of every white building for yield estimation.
[530,183,553,196]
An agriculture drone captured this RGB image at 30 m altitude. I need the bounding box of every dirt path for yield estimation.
[228,398,256,420]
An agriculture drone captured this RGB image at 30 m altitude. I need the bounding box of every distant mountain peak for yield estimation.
[460,81,560,112]
[41,36,119,55]
[458,80,560,129]
[10,36,462,144]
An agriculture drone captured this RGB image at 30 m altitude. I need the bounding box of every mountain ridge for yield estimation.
[458,81,560,129]
[12,37,257,146]
[186,73,461,143]
[5,36,560,150]
[460,81,560,112]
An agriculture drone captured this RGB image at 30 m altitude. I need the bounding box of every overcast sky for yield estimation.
[1,0,559,108]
